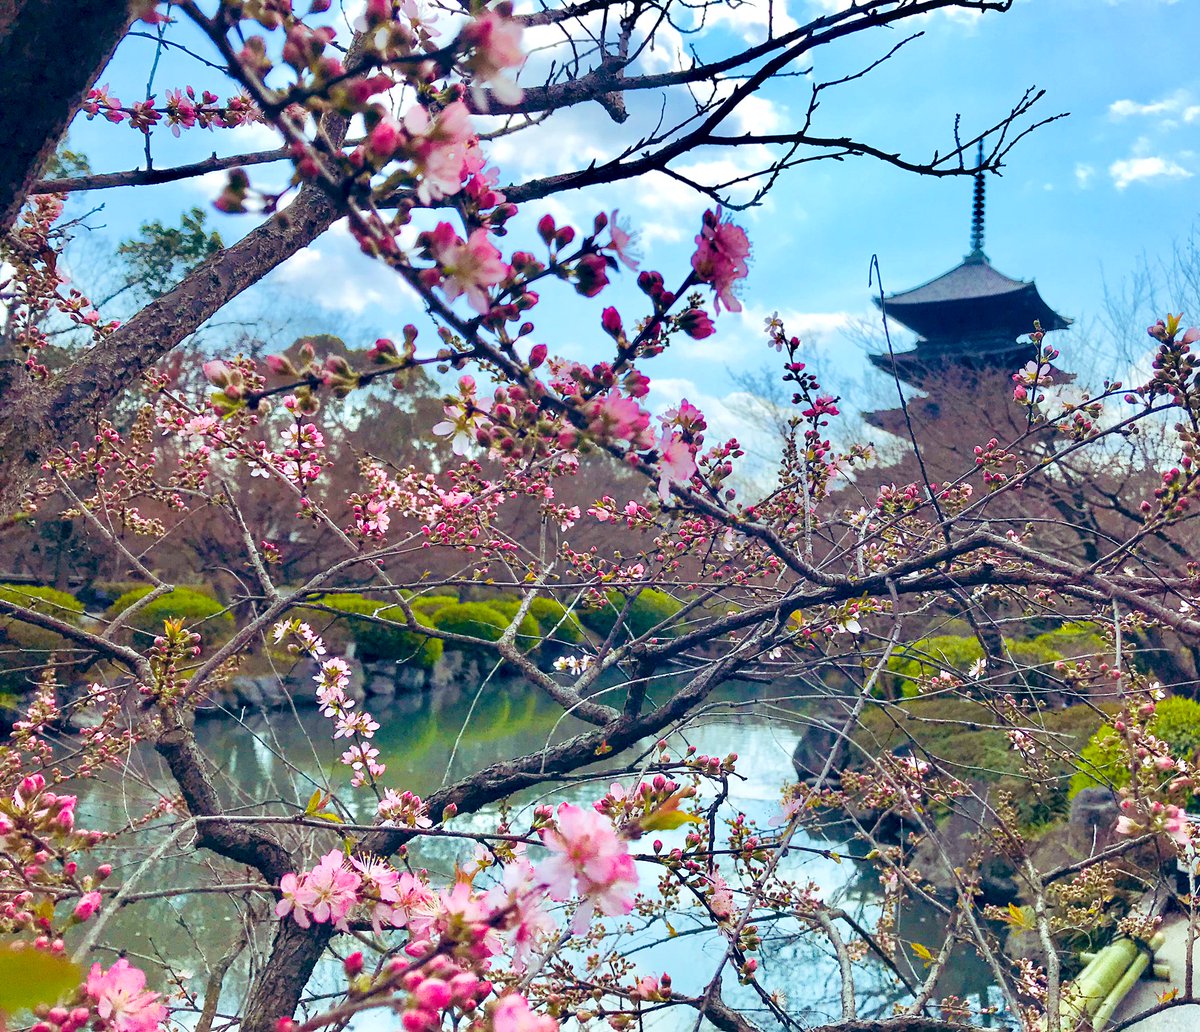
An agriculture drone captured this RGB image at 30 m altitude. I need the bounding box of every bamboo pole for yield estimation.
[1080,951,1169,980]
[1091,950,1151,1032]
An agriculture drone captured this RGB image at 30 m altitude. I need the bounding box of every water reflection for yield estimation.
[79,679,1010,1028]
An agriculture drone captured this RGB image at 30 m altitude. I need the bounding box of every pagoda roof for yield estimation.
[874,253,1071,342]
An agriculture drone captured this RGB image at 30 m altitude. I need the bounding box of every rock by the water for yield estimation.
[1068,786,1119,851]
[908,789,1020,905]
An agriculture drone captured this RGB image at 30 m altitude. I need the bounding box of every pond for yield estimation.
[79,678,1011,1029]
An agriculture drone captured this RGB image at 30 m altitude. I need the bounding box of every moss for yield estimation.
[0,585,86,693]
[855,697,1111,830]
[305,595,442,670]
[1070,695,1200,798]
[431,601,539,654]
[578,589,684,641]
[107,585,234,647]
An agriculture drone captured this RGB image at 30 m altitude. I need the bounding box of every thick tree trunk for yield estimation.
[0,185,339,515]
[0,0,134,233]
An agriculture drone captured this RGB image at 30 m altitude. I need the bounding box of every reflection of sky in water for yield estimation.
[75,681,1011,1029]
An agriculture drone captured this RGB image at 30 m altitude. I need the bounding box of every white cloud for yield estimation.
[682,302,857,364]
[697,0,798,43]
[1109,89,1192,120]
[1074,163,1095,189]
[645,376,782,463]
[1109,155,1193,190]
[271,225,419,318]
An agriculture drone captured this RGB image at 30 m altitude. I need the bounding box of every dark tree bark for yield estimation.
[0,0,135,233]
[0,184,340,515]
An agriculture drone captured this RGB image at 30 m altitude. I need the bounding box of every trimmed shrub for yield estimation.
[885,630,1088,698]
[886,635,985,698]
[406,592,458,617]
[306,595,442,670]
[528,597,584,645]
[108,585,234,647]
[432,602,539,654]
[1032,623,1107,661]
[1070,695,1200,798]
[0,585,86,693]
[578,589,683,641]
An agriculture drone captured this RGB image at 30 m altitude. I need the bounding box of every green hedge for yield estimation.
[406,593,458,617]
[885,626,1105,698]
[305,594,442,670]
[578,589,683,641]
[0,585,85,693]
[528,597,584,645]
[887,635,984,698]
[107,585,234,647]
[1070,695,1200,798]
[489,597,588,643]
[431,601,539,655]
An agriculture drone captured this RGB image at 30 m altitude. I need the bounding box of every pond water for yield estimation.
[80,678,1011,1029]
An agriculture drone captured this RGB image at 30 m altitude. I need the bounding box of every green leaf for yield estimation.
[304,789,324,816]
[0,946,82,1017]
[910,942,934,962]
[637,791,703,833]
[639,808,703,833]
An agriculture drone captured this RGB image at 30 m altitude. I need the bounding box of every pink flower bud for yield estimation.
[202,360,232,387]
[678,308,715,340]
[600,306,623,339]
[414,978,452,1012]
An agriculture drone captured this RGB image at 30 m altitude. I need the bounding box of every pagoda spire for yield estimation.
[967,140,986,262]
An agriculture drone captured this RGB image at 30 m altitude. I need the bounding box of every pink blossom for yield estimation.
[436,881,503,959]
[706,871,735,920]
[390,871,438,934]
[461,10,525,107]
[492,993,558,1032]
[656,431,697,503]
[1163,804,1192,848]
[404,101,475,204]
[606,211,639,270]
[535,803,638,932]
[487,852,555,970]
[276,871,318,928]
[352,854,402,933]
[632,975,662,1001]
[691,208,750,314]
[305,850,362,930]
[85,959,166,1032]
[73,890,102,922]
[426,224,509,314]
[586,392,651,448]
[432,375,494,454]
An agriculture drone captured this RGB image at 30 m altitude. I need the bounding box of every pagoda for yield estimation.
[864,149,1071,463]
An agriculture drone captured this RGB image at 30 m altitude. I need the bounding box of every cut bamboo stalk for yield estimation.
[1079,951,1169,979]
[1091,950,1150,1032]
[1052,938,1139,1031]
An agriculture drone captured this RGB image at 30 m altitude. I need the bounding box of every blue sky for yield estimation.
[58,0,1200,454]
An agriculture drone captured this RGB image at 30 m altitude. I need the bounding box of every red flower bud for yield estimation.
[601,306,623,339]
[678,308,715,339]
